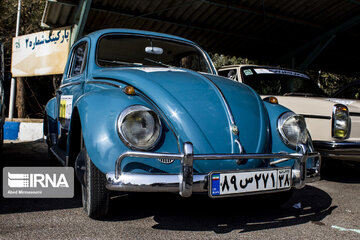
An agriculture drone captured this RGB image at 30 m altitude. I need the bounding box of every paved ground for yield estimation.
[0,140,359,240]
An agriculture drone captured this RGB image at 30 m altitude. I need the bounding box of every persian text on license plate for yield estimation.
[210,168,291,197]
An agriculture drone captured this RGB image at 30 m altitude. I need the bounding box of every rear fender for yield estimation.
[44,97,57,144]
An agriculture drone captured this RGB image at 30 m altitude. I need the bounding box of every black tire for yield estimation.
[44,117,56,162]
[80,147,110,219]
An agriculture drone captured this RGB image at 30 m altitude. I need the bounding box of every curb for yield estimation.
[4,120,43,141]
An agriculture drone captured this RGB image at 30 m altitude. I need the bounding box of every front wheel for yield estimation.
[78,147,110,219]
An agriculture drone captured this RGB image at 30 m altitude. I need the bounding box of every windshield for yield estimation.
[97,35,212,73]
[241,67,326,97]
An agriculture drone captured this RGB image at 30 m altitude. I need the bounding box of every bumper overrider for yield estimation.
[106,142,320,197]
[313,140,360,162]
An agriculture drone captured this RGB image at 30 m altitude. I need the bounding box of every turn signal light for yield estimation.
[123,86,136,95]
[263,96,278,104]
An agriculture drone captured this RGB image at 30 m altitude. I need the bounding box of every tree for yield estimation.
[0,0,46,118]
[210,53,258,69]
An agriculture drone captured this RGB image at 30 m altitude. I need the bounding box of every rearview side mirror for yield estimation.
[145,46,163,55]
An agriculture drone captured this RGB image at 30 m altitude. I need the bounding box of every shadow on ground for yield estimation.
[321,158,360,183]
[0,140,82,214]
[1,141,354,234]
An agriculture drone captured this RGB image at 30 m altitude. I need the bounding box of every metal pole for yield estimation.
[8,0,21,119]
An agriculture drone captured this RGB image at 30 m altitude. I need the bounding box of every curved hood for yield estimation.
[92,67,269,155]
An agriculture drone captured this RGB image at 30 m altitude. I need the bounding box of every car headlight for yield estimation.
[117,105,162,150]
[332,104,350,139]
[277,112,308,149]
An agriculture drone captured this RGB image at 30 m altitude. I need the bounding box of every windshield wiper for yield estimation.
[98,59,143,67]
[144,58,174,68]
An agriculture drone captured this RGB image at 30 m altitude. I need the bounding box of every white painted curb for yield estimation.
[18,122,43,141]
[4,120,43,142]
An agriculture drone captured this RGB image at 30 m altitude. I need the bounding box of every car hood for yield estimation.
[327,98,360,114]
[266,96,360,116]
[92,67,269,156]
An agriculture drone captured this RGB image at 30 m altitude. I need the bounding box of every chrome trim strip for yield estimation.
[106,173,207,193]
[202,75,235,126]
[92,77,127,85]
[59,81,82,89]
[87,80,121,88]
[235,139,244,154]
[313,140,360,149]
[313,140,360,161]
[302,114,331,120]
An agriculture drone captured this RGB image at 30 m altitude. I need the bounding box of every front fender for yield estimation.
[74,89,145,173]
[264,101,317,170]
[72,89,179,174]
[263,102,295,154]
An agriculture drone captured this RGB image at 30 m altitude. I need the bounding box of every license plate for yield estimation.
[209,168,291,197]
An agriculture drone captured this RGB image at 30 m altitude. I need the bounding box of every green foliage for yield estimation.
[306,70,357,96]
[0,0,46,57]
[318,72,357,96]
[0,0,48,118]
[209,53,258,69]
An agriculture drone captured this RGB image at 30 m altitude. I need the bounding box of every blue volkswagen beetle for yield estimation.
[44,29,320,219]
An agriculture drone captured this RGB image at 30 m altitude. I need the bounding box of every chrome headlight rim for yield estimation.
[117,105,162,151]
[277,111,309,149]
[332,104,350,139]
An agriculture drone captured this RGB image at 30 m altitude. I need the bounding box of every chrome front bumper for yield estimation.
[106,142,321,197]
[313,140,360,162]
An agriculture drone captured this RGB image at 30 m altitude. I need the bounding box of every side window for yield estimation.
[69,43,87,78]
[218,69,238,81]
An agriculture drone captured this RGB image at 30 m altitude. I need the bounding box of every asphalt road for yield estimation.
[0,140,359,240]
